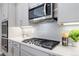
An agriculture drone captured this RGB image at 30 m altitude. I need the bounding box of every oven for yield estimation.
[2,20,8,38]
[1,37,8,52]
[1,20,8,52]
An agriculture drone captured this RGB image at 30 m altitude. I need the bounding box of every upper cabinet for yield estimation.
[8,3,16,27]
[1,4,9,21]
[16,3,29,26]
[8,3,29,27]
[58,3,79,23]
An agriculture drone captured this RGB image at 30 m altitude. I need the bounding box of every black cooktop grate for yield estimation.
[22,38,60,50]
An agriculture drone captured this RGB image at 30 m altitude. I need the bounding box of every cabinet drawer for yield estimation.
[13,41,20,47]
[21,48,33,56]
[21,44,49,56]
[21,51,29,56]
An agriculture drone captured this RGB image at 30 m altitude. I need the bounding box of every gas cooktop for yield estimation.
[22,38,60,50]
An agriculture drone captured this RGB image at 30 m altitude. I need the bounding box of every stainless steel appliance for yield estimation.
[29,3,57,23]
[2,20,8,38]
[1,20,8,52]
[1,37,8,52]
[22,38,60,50]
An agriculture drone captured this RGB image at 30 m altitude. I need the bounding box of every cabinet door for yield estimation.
[8,3,16,27]
[2,4,8,20]
[58,3,79,23]
[21,48,33,56]
[12,41,20,56]
[21,44,49,56]
[8,40,13,56]
[16,3,29,26]
[13,47,20,56]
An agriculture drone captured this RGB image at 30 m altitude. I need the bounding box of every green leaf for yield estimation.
[69,29,79,42]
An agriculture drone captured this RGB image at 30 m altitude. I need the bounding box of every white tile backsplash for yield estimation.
[21,26,35,38]
[8,27,23,38]
[8,26,34,38]
[8,21,61,41]
[32,21,61,41]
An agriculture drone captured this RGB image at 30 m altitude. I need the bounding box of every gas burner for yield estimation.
[22,38,60,50]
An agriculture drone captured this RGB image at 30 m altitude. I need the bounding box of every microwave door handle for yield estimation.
[44,3,46,16]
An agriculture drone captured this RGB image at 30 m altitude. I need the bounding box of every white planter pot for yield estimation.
[69,38,79,47]
[72,42,79,47]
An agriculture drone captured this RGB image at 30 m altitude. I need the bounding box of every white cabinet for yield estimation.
[15,3,29,26]
[12,41,20,56]
[8,40,20,56]
[8,3,16,27]
[1,4,9,21]
[21,48,33,56]
[8,40,13,56]
[21,44,49,56]
[8,3,29,27]
[8,40,60,56]
[58,3,79,23]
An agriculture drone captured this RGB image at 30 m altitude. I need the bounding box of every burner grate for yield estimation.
[22,38,60,50]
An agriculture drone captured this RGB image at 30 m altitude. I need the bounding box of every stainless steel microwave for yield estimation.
[29,3,55,23]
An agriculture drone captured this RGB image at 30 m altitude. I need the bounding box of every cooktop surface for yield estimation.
[22,38,60,50]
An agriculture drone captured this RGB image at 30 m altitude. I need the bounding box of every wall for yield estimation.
[62,25,79,32]
[32,22,60,41]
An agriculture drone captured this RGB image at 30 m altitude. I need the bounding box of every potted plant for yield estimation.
[69,29,79,47]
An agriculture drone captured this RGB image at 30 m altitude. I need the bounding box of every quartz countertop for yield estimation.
[8,37,79,56]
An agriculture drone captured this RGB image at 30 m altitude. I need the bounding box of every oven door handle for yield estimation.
[44,3,46,16]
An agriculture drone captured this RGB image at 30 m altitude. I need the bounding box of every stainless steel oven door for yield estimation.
[2,20,8,38]
[1,37,8,52]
